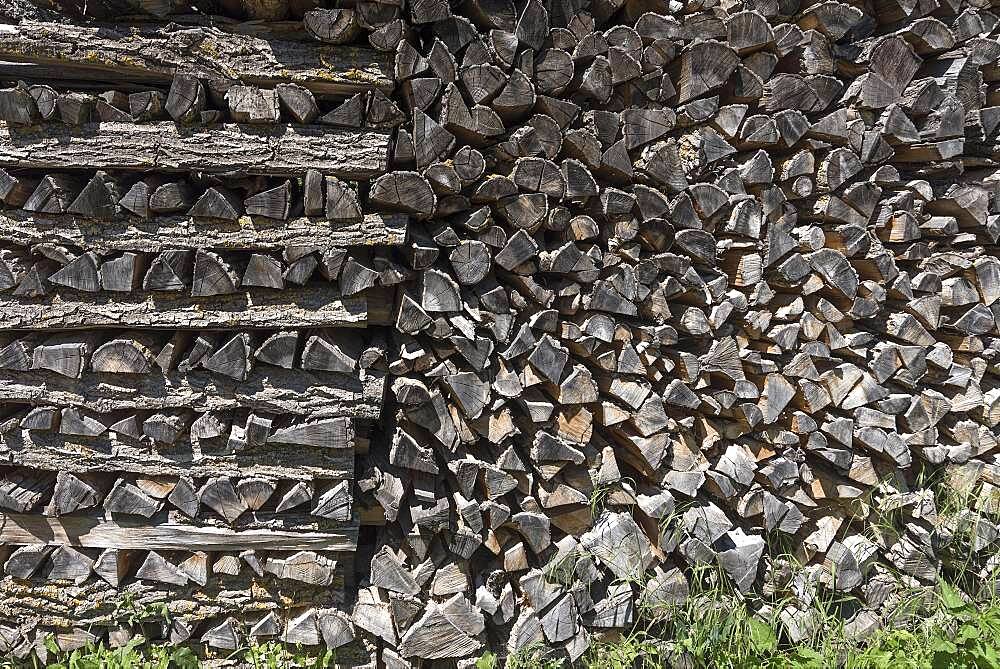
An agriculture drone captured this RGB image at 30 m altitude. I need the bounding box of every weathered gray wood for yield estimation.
[0,367,384,418]
[0,431,354,479]
[0,21,392,97]
[0,287,370,329]
[0,210,408,251]
[0,572,349,631]
[0,123,389,178]
[0,513,357,551]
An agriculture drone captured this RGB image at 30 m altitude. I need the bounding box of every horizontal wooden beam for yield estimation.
[0,368,385,418]
[0,210,409,251]
[0,431,354,479]
[0,122,389,178]
[0,512,358,551]
[0,286,369,329]
[0,20,393,97]
[0,576,349,630]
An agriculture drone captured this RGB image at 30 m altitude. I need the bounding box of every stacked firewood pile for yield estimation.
[0,0,999,663]
[351,0,1000,664]
[0,6,404,662]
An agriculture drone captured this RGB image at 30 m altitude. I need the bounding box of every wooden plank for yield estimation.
[0,368,385,418]
[0,122,389,178]
[0,512,357,550]
[0,575,349,630]
[0,20,393,97]
[0,431,355,480]
[0,287,369,329]
[0,210,409,251]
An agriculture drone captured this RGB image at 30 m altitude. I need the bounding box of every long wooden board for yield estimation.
[0,20,393,97]
[0,211,409,251]
[0,513,357,550]
[0,431,355,479]
[0,122,389,177]
[0,287,368,329]
[0,368,385,418]
[0,576,349,630]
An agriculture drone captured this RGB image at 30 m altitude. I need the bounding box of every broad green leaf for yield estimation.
[748,618,778,654]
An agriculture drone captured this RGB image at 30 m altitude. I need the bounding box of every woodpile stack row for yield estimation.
[349,0,1000,663]
[0,9,402,662]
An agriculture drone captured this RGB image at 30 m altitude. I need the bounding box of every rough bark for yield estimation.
[0,122,389,178]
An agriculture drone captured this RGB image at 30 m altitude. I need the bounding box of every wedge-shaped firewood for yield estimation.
[264,550,338,586]
[104,478,161,517]
[245,180,293,220]
[370,172,436,218]
[143,249,192,292]
[47,252,100,293]
[302,333,359,373]
[129,90,166,120]
[255,331,298,368]
[59,407,106,437]
[282,610,322,646]
[325,176,363,223]
[0,468,53,512]
[46,545,94,584]
[149,181,193,214]
[191,249,238,297]
[24,174,80,214]
[237,478,276,511]
[199,477,249,524]
[90,548,127,588]
[187,186,242,221]
[0,82,40,126]
[67,171,122,218]
[30,335,94,378]
[313,480,352,520]
[0,167,36,206]
[202,332,253,380]
[276,481,315,512]
[143,412,190,444]
[20,405,58,430]
[164,73,206,124]
[91,333,159,374]
[321,93,366,127]
[46,471,102,516]
[268,417,354,449]
[5,544,52,578]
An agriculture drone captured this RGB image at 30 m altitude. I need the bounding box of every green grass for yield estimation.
[475,578,1000,669]
[10,584,1000,669]
[12,468,1000,669]
[1,639,335,669]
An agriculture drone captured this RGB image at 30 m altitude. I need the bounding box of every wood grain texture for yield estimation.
[0,368,385,418]
[0,512,357,550]
[0,286,369,329]
[0,573,349,629]
[0,432,353,479]
[0,122,389,177]
[0,21,392,97]
[0,210,408,251]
